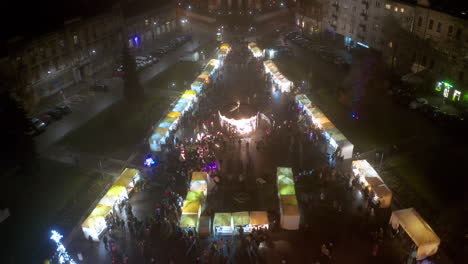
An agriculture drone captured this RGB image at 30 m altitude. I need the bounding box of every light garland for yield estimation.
[50,230,77,264]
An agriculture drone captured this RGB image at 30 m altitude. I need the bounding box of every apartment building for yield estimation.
[2,3,177,111]
[296,0,468,100]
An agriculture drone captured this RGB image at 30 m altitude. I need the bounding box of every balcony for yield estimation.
[360,12,368,20]
[362,0,369,8]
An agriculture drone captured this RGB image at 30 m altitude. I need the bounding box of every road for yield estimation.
[34,21,215,153]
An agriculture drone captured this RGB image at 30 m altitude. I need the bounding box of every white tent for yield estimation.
[390,208,440,260]
[279,195,300,230]
[352,160,393,208]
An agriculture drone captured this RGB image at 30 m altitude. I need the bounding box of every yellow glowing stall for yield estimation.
[81,205,112,241]
[213,212,232,234]
[279,195,300,230]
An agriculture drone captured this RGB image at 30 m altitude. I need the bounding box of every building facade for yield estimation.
[296,0,468,100]
[3,4,177,112]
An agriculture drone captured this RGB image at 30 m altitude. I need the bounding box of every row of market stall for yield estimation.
[295,94,354,159]
[149,43,232,152]
[179,172,209,235]
[264,60,293,93]
[81,169,141,241]
[276,167,300,230]
[247,42,263,58]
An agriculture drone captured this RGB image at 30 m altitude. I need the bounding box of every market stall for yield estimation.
[247,42,263,58]
[114,168,140,193]
[182,200,202,217]
[276,167,294,184]
[191,79,205,93]
[250,211,269,229]
[352,160,393,208]
[232,211,251,232]
[279,195,300,230]
[390,208,440,260]
[218,43,231,60]
[82,204,112,241]
[186,190,204,203]
[213,212,232,234]
[180,214,199,229]
[296,95,354,159]
[277,176,296,196]
[263,60,293,92]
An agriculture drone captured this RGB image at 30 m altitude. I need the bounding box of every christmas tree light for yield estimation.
[50,230,77,264]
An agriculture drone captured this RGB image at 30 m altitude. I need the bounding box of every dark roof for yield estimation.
[121,0,173,18]
[428,0,468,19]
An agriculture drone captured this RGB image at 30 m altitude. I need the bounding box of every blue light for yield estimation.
[144,153,157,167]
[133,36,140,47]
[357,42,369,48]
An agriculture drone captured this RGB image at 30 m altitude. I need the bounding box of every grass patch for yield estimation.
[4,158,102,262]
[147,62,201,92]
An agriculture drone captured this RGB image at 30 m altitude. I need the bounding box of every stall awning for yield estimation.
[278,183,296,196]
[182,200,201,215]
[214,213,231,227]
[232,211,250,226]
[105,185,127,198]
[186,190,204,202]
[277,167,293,179]
[180,214,198,228]
[114,168,139,187]
[250,211,268,226]
[167,111,181,118]
[192,172,208,182]
[390,208,440,260]
[154,127,169,137]
[82,204,112,228]
[373,184,392,208]
[190,180,207,193]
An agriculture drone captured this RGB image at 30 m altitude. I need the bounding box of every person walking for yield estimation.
[103,235,108,250]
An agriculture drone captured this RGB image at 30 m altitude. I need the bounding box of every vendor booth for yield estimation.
[114,168,140,193]
[277,167,294,183]
[263,60,293,92]
[296,94,354,159]
[250,211,269,229]
[390,208,440,260]
[191,79,205,93]
[218,43,231,60]
[352,160,393,208]
[277,176,296,196]
[186,190,204,203]
[180,214,199,229]
[279,195,300,230]
[82,205,112,241]
[182,200,202,217]
[214,212,233,234]
[248,42,263,58]
[232,211,251,232]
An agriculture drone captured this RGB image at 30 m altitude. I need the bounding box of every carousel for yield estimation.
[218,101,258,135]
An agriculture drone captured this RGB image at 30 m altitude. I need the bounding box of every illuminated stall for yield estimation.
[81,205,112,241]
[191,79,206,93]
[278,176,296,196]
[186,190,205,204]
[182,200,202,217]
[190,172,208,196]
[352,160,393,208]
[263,60,293,92]
[296,94,354,159]
[218,43,231,60]
[149,111,181,151]
[232,211,251,232]
[214,212,233,234]
[250,211,269,229]
[180,214,199,229]
[276,167,294,184]
[247,42,263,58]
[390,208,440,260]
[279,195,300,230]
[202,59,219,76]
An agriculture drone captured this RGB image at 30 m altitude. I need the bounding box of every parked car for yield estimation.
[26,117,46,135]
[55,104,72,115]
[36,113,53,125]
[90,84,109,92]
[46,108,63,120]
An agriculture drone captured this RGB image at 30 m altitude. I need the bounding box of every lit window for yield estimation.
[145,19,149,26]
[73,35,78,45]
[388,42,393,48]
[385,4,391,9]
[443,86,450,98]
[394,7,398,12]
[400,8,404,13]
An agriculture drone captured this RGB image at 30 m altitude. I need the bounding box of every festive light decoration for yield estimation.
[144,153,156,167]
[50,230,77,264]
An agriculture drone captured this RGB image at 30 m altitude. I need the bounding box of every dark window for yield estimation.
[455,28,462,40]
[422,55,427,66]
[448,25,453,36]
[428,19,433,30]
[418,17,422,27]
[436,22,442,33]
[460,71,464,81]
[429,59,434,69]
[376,1,381,8]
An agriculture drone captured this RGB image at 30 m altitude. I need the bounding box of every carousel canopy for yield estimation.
[180,214,198,228]
[390,208,440,260]
[250,211,269,226]
[182,200,201,215]
[232,211,250,226]
[214,213,231,227]
[219,102,257,120]
[186,190,204,202]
